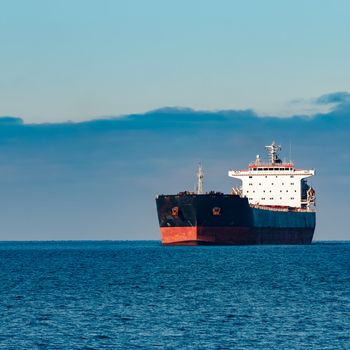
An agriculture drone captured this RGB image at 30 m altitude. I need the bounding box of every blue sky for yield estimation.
[1,0,350,121]
[0,1,349,240]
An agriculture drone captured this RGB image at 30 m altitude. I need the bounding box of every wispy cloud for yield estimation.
[315,91,350,105]
[262,91,350,118]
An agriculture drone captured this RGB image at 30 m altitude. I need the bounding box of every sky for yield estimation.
[1,0,350,121]
[0,1,349,240]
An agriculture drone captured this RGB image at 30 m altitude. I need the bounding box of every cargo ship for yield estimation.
[155,142,316,245]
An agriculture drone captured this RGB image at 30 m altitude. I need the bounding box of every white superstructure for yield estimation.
[229,142,315,209]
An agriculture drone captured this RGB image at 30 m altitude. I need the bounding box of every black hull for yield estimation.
[156,194,316,245]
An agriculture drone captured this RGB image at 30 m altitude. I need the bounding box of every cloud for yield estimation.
[277,91,350,118]
[0,92,349,240]
[0,116,23,125]
[315,91,350,105]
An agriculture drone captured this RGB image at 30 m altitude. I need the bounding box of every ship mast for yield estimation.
[265,141,282,164]
[196,163,203,194]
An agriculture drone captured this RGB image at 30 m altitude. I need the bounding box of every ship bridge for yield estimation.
[228,142,315,209]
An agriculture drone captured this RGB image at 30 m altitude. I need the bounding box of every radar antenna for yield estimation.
[265,141,282,164]
[196,163,204,194]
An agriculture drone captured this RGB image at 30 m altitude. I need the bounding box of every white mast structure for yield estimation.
[265,141,282,164]
[196,163,204,194]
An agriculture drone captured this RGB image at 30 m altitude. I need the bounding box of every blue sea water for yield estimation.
[0,241,349,349]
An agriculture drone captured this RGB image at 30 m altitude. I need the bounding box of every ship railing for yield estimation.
[175,191,225,196]
[248,161,294,167]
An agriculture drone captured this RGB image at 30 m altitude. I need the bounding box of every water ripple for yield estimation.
[0,241,349,349]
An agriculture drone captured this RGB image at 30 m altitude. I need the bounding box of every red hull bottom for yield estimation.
[160,226,314,245]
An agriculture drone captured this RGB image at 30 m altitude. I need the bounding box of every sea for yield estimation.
[0,241,349,349]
